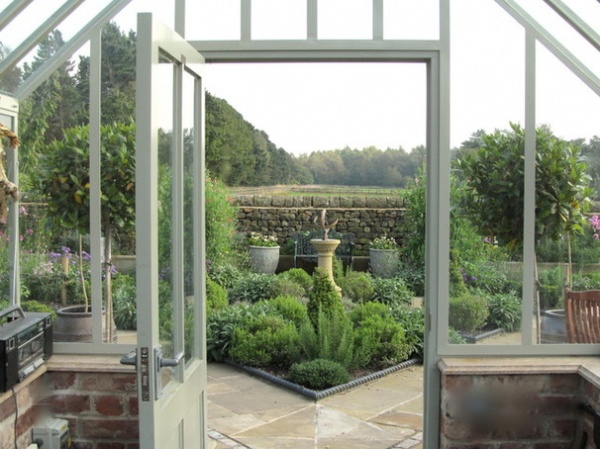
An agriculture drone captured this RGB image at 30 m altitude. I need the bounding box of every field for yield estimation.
[230,184,402,197]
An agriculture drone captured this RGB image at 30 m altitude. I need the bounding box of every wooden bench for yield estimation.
[565,289,600,343]
[293,230,355,268]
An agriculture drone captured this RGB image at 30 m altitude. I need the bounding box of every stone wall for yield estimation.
[234,195,406,254]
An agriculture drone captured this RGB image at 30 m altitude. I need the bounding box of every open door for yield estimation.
[134,13,207,448]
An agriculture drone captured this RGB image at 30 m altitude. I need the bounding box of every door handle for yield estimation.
[159,351,184,368]
[120,350,137,367]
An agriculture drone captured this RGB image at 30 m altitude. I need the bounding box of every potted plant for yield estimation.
[369,235,400,278]
[248,232,280,274]
[35,122,136,342]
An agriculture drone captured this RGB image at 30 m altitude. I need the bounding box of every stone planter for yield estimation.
[369,248,400,278]
[540,309,567,344]
[54,305,117,342]
[249,245,280,274]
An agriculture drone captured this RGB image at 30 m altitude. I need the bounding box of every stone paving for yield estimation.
[207,362,424,449]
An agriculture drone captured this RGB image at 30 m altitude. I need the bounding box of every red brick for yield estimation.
[0,396,15,421]
[95,395,124,416]
[97,443,126,449]
[81,418,139,439]
[126,443,140,449]
[499,444,529,449]
[128,396,138,416]
[52,372,77,389]
[110,375,137,392]
[532,395,577,415]
[72,442,93,449]
[533,443,571,449]
[49,394,91,414]
[548,419,577,439]
[545,374,580,393]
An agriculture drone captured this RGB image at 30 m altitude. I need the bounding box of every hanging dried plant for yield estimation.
[0,123,19,224]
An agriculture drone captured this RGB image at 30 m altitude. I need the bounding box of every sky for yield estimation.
[0,0,598,156]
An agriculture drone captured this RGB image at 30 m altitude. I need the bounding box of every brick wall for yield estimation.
[0,359,138,449]
[440,371,595,448]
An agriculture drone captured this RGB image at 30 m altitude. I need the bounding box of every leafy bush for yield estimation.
[205,173,238,266]
[332,256,345,281]
[307,268,345,329]
[339,270,374,303]
[353,313,411,369]
[21,299,56,320]
[207,277,228,310]
[288,359,351,390]
[486,291,521,332]
[372,277,413,307]
[449,293,489,333]
[538,266,564,310]
[228,273,274,303]
[449,328,467,344]
[349,301,390,325]
[228,315,300,368]
[298,312,354,369]
[207,262,242,289]
[397,263,425,297]
[206,306,247,361]
[267,295,308,329]
[269,277,306,300]
[280,268,312,292]
[573,272,600,291]
[390,306,425,360]
[112,274,137,330]
[461,260,511,295]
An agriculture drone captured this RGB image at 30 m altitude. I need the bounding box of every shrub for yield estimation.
[298,312,354,369]
[207,262,242,289]
[269,277,306,300]
[267,295,308,329]
[537,266,564,310]
[397,263,425,297]
[353,313,411,369]
[228,273,274,303]
[391,306,425,360]
[449,293,489,333]
[288,359,351,390]
[207,277,228,310]
[112,274,137,330]
[206,305,247,361]
[349,301,389,325]
[449,328,467,344]
[280,268,312,292]
[486,291,522,332]
[228,315,300,368]
[573,272,600,291]
[339,270,375,303]
[372,277,413,307]
[462,260,510,295]
[205,173,238,266]
[21,299,56,320]
[332,256,345,282]
[307,268,344,329]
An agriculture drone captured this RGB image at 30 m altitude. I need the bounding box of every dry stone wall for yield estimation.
[234,195,406,254]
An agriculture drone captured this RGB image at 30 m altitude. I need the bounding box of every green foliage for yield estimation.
[339,270,375,303]
[449,328,467,344]
[454,123,592,250]
[307,268,345,329]
[486,291,522,332]
[353,312,411,369]
[390,306,425,360]
[449,250,468,297]
[572,272,600,291]
[349,301,390,324]
[228,273,274,303]
[205,174,238,266]
[449,293,489,333]
[538,267,565,310]
[397,263,425,297]
[264,295,308,330]
[369,235,398,250]
[298,312,355,369]
[206,277,229,311]
[35,122,136,235]
[398,168,426,265]
[269,277,306,300]
[332,256,345,283]
[372,277,413,307]
[228,315,300,368]
[207,262,242,289]
[288,359,351,390]
[206,305,248,362]
[461,260,511,295]
[112,274,136,330]
[20,300,56,320]
[280,268,313,292]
